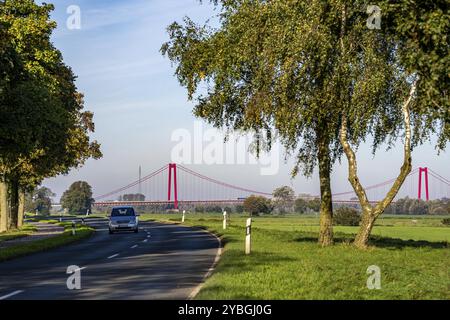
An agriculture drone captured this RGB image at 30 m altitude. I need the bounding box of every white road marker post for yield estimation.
[71,220,76,236]
[223,211,227,230]
[182,210,186,223]
[245,218,252,255]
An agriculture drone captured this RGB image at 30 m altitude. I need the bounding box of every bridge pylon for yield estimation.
[418,167,430,201]
[168,163,178,209]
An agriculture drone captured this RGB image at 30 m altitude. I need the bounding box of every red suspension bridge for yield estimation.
[93,164,450,209]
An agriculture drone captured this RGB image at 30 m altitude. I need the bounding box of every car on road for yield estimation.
[108,206,139,234]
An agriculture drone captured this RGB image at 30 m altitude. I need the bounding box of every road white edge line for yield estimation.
[188,229,222,300]
[0,290,24,300]
[107,254,119,259]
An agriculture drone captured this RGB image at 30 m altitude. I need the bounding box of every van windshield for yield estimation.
[111,208,135,217]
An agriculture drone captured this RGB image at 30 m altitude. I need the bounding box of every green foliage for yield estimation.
[193,205,226,213]
[0,5,101,196]
[25,186,55,215]
[0,0,101,231]
[442,218,450,226]
[243,195,272,216]
[195,206,205,213]
[307,198,321,213]
[293,197,322,213]
[334,207,361,226]
[161,0,430,246]
[272,186,295,214]
[235,205,244,213]
[381,1,449,150]
[224,206,233,213]
[294,198,308,213]
[204,205,223,213]
[61,181,94,215]
[161,1,411,176]
[385,197,449,215]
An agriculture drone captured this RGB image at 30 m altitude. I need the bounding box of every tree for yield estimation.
[161,0,409,246]
[0,0,101,231]
[307,198,321,213]
[338,1,449,247]
[61,181,94,215]
[25,187,55,216]
[243,195,272,216]
[294,198,308,213]
[272,186,295,213]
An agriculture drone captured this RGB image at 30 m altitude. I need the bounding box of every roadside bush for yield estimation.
[334,207,361,226]
[294,198,308,213]
[224,207,233,214]
[204,205,222,213]
[195,206,205,213]
[431,207,448,215]
[243,195,273,216]
[442,218,450,226]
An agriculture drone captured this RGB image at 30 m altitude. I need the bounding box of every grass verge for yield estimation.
[0,225,38,243]
[143,213,450,300]
[0,224,94,262]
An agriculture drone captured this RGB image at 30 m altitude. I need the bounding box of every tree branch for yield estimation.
[373,80,417,215]
[339,116,372,212]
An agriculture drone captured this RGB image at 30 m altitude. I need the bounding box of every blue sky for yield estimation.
[42,0,449,201]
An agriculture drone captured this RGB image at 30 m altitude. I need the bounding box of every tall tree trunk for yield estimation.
[317,131,334,246]
[18,189,25,228]
[0,180,7,233]
[340,81,416,249]
[9,179,19,230]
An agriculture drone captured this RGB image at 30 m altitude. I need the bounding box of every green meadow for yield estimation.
[142,213,450,300]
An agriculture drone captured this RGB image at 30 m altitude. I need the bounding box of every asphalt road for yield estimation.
[0,218,220,300]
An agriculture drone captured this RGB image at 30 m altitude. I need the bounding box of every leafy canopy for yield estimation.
[0,0,101,189]
[61,181,94,214]
[162,0,408,176]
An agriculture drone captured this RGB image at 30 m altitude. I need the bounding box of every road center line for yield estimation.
[0,290,24,300]
[107,254,119,259]
[131,245,138,249]
[143,239,148,243]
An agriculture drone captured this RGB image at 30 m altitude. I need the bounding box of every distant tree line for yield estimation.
[187,187,450,216]
[385,197,450,215]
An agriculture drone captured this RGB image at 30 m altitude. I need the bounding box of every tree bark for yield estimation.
[9,179,19,230]
[317,131,334,246]
[0,180,7,233]
[340,81,416,249]
[18,189,25,228]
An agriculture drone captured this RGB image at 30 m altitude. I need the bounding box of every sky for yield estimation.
[41,0,449,201]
